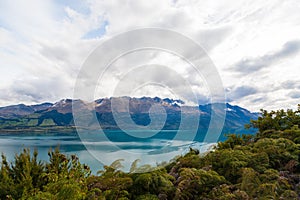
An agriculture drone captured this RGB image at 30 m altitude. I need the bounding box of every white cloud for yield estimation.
[0,0,300,111]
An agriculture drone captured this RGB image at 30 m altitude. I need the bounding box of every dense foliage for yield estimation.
[0,105,299,199]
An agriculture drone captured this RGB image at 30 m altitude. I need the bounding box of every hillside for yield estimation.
[0,106,299,199]
[0,97,259,137]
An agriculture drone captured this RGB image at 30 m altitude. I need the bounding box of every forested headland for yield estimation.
[0,105,299,199]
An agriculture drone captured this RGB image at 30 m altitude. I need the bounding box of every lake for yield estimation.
[0,130,215,173]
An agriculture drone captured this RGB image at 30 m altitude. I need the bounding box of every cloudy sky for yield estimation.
[0,0,300,111]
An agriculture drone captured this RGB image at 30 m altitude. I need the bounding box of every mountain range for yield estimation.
[0,97,259,139]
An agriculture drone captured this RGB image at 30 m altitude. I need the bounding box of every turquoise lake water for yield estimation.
[0,130,215,173]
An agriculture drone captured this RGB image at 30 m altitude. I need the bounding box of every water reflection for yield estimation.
[0,131,213,173]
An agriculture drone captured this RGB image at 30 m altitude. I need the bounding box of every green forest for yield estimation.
[0,106,299,200]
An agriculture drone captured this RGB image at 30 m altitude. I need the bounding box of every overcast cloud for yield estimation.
[231,40,300,74]
[0,0,300,111]
[227,85,258,101]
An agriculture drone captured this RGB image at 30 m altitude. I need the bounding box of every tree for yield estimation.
[33,148,90,200]
[253,138,299,170]
[217,134,253,150]
[249,107,300,134]
[174,168,226,199]
[205,149,251,183]
[87,159,133,200]
[131,168,175,199]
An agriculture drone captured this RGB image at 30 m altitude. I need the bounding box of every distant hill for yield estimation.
[0,97,259,138]
[0,103,53,118]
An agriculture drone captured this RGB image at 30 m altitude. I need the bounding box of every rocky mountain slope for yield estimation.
[0,97,259,137]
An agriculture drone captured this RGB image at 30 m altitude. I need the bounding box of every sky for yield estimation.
[0,0,300,111]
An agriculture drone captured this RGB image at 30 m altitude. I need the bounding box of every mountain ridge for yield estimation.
[0,97,260,137]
